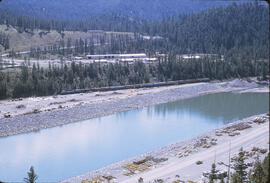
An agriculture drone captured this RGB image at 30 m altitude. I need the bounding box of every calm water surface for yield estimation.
[0,92,269,181]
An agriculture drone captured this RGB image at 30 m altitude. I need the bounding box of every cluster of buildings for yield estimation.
[72,53,223,64]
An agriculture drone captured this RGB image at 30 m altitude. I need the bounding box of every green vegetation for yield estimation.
[0,32,9,50]
[250,156,265,183]
[24,166,38,183]
[138,177,144,183]
[0,3,269,99]
[249,153,270,183]
[231,148,249,183]
[207,150,270,183]
[2,3,267,57]
[0,50,268,99]
[0,0,234,20]
[231,151,270,183]
[209,163,218,183]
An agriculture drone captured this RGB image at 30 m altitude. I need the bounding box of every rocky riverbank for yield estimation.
[0,78,268,137]
[63,113,269,183]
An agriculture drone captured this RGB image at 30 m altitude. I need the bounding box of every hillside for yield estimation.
[0,0,238,20]
[0,24,135,53]
[0,2,268,55]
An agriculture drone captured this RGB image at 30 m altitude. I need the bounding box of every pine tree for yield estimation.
[138,177,144,183]
[220,176,225,183]
[209,163,218,183]
[231,173,240,183]
[0,81,7,99]
[24,166,38,183]
[251,156,265,183]
[67,38,72,55]
[232,147,249,183]
[262,153,269,183]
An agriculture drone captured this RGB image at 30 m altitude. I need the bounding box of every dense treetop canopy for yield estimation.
[0,0,242,20]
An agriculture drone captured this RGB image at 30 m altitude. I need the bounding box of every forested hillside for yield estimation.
[0,0,237,20]
[0,3,269,99]
[0,3,268,56]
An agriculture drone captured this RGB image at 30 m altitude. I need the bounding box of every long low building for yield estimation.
[85,53,158,63]
[178,53,222,61]
[86,53,147,60]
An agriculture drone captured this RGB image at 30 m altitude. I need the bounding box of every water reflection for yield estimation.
[152,92,269,122]
[0,92,268,182]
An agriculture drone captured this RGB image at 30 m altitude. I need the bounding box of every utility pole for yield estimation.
[227,141,231,183]
[214,149,216,164]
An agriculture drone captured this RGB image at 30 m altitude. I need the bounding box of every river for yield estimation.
[0,92,268,182]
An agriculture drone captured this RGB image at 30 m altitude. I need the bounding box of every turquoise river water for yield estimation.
[0,92,269,182]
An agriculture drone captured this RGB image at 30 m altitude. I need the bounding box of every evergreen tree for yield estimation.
[138,177,144,183]
[251,156,265,183]
[231,147,249,183]
[209,163,218,183]
[220,176,225,183]
[24,166,38,183]
[262,153,269,183]
[0,81,7,99]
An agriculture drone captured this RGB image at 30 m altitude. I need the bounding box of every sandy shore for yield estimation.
[0,78,268,137]
[63,113,269,183]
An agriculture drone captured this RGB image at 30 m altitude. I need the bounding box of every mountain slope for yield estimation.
[0,0,238,20]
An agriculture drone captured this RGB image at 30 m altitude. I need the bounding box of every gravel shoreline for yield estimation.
[0,79,267,137]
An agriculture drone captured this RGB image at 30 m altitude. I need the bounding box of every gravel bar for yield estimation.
[0,79,264,137]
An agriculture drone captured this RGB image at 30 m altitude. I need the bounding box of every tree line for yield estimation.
[0,3,268,39]
[0,49,268,99]
[0,9,144,33]
[208,148,269,183]
[16,3,268,61]
[0,0,236,21]
[0,3,269,99]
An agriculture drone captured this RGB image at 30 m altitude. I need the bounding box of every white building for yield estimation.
[85,53,159,63]
[87,53,147,60]
[178,54,221,61]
